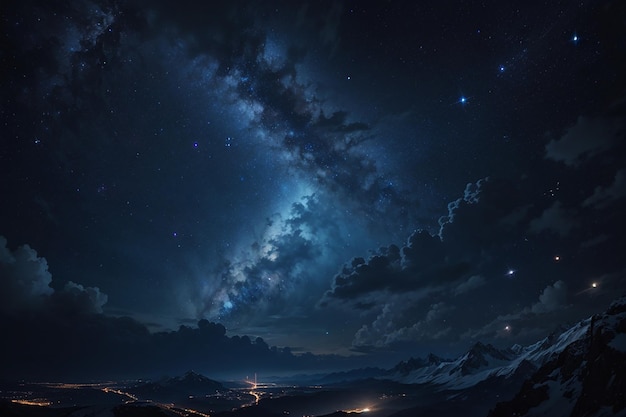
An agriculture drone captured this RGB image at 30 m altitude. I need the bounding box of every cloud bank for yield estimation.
[0,235,368,380]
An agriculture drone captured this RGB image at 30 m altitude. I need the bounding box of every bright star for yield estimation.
[504,325,511,331]
[452,95,470,106]
[507,269,515,276]
[591,282,597,288]
[499,65,505,72]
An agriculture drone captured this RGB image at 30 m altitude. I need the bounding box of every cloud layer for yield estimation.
[0,235,372,380]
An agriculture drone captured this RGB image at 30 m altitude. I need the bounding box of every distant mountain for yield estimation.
[389,341,522,389]
[488,296,626,417]
[391,353,447,377]
[129,370,226,402]
[315,366,388,384]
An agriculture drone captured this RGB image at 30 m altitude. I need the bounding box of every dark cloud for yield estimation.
[0,235,105,314]
[453,275,486,296]
[321,178,501,308]
[54,281,109,314]
[321,229,470,304]
[531,280,568,314]
[463,280,569,341]
[352,300,455,350]
[0,306,312,381]
[545,116,622,166]
[528,201,578,237]
[0,235,374,380]
[0,236,54,312]
[583,168,626,209]
[323,179,520,314]
[320,170,626,353]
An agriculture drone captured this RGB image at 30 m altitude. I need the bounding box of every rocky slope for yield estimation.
[390,313,593,390]
[488,297,626,417]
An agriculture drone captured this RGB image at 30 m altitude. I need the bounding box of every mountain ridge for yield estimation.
[387,309,597,390]
[487,296,626,417]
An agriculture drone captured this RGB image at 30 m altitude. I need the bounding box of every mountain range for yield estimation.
[384,296,626,416]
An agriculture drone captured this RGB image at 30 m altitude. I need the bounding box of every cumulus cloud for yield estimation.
[453,275,486,295]
[321,229,469,305]
[531,280,567,314]
[323,177,535,312]
[438,178,488,236]
[1,236,53,312]
[59,281,109,314]
[352,303,396,350]
[320,179,502,350]
[545,116,622,166]
[0,235,107,315]
[528,201,577,237]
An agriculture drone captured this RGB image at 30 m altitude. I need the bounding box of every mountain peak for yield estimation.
[181,370,204,381]
[427,353,444,365]
[130,370,225,402]
[459,342,514,375]
[489,296,626,417]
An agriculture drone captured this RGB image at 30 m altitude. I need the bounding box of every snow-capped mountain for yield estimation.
[488,296,626,417]
[391,341,521,389]
[390,297,624,393]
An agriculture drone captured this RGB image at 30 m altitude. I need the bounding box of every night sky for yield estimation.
[1,0,625,379]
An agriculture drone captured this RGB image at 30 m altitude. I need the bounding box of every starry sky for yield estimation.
[1,0,625,378]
